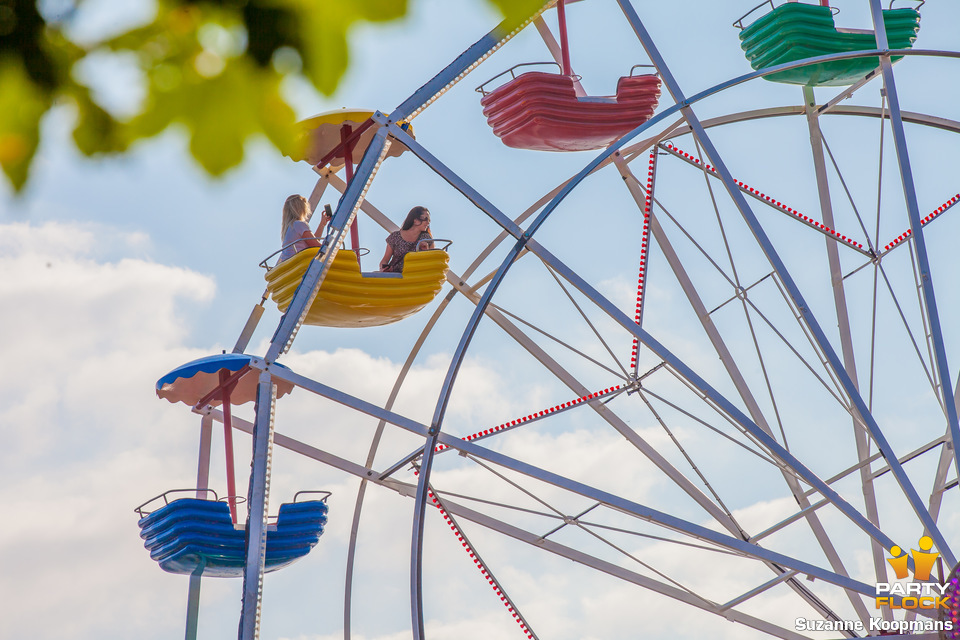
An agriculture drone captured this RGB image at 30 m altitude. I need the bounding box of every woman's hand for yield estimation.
[379,245,394,272]
[315,210,332,233]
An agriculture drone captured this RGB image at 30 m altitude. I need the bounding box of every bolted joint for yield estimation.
[624,376,643,396]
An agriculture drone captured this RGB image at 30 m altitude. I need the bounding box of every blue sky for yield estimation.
[3,1,960,639]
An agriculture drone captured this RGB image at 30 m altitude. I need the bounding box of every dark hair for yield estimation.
[401,206,431,236]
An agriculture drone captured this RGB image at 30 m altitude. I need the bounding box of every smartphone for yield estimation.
[323,204,333,218]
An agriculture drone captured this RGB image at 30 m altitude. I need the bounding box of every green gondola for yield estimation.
[738,2,920,86]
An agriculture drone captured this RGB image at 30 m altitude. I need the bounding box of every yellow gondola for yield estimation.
[284,108,413,168]
[264,246,450,328]
[269,107,445,328]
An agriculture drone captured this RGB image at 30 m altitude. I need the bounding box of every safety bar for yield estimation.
[135,488,220,517]
[629,64,659,77]
[293,490,333,503]
[733,0,774,28]
[416,238,453,252]
[889,0,924,8]
[262,237,450,272]
[259,239,369,271]
[475,62,576,95]
[132,490,258,519]
[259,235,327,270]
[733,0,838,29]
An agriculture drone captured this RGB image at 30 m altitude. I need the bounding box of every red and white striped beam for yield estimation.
[659,142,870,256]
[435,385,624,454]
[630,149,657,373]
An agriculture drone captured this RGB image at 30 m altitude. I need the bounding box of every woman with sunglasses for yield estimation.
[379,205,433,273]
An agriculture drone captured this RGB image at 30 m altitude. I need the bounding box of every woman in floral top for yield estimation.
[379,206,433,273]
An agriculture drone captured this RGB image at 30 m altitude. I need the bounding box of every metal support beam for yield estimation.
[617,0,954,567]
[392,3,552,122]
[719,570,798,612]
[430,489,540,640]
[208,405,933,630]
[868,0,960,479]
[205,407,814,638]
[265,128,391,362]
[238,372,277,640]
[231,360,883,595]
[196,414,213,498]
[802,83,888,613]
[253,360,431,438]
[615,154,866,622]
[381,110,902,562]
[533,16,586,96]
[186,415,213,640]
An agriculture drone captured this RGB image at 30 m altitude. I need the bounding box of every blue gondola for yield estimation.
[136,490,329,577]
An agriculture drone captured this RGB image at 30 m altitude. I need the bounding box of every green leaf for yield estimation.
[352,0,409,23]
[486,0,550,32]
[0,57,51,190]
[71,89,129,155]
[268,0,409,96]
[296,4,351,96]
[0,0,546,190]
[123,55,297,175]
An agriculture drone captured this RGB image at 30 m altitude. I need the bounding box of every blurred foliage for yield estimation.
[0,0,547,191]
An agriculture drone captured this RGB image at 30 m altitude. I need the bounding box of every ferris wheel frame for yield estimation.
[213,2,960,639]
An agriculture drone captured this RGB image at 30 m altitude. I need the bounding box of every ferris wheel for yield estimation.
[142,0,960,638]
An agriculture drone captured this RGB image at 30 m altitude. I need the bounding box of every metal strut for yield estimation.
[238,371,277,640]
[427,485,540,640]
[617,0,956,568]
[868,0,960,481]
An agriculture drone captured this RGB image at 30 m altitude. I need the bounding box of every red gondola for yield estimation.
[476,0,661,152]
[478,63,661,152]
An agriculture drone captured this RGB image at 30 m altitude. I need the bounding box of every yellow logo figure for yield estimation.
[887,536,939,581]
[911,536,939,581]
[887,545,909,580]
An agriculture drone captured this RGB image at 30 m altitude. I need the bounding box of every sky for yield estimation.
[3,1,960,639]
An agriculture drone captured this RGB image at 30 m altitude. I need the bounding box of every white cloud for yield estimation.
[0,221,605,640]
[0,222,214,640]
[0,222,214,467]
[4,220,954,640]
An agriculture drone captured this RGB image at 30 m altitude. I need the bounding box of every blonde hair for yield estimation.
[281,194,311,241]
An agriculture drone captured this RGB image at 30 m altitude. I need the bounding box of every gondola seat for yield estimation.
[479,69,661,152]
[739,3,920,86]
[137,497,328,577]
[264,247,449,328]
